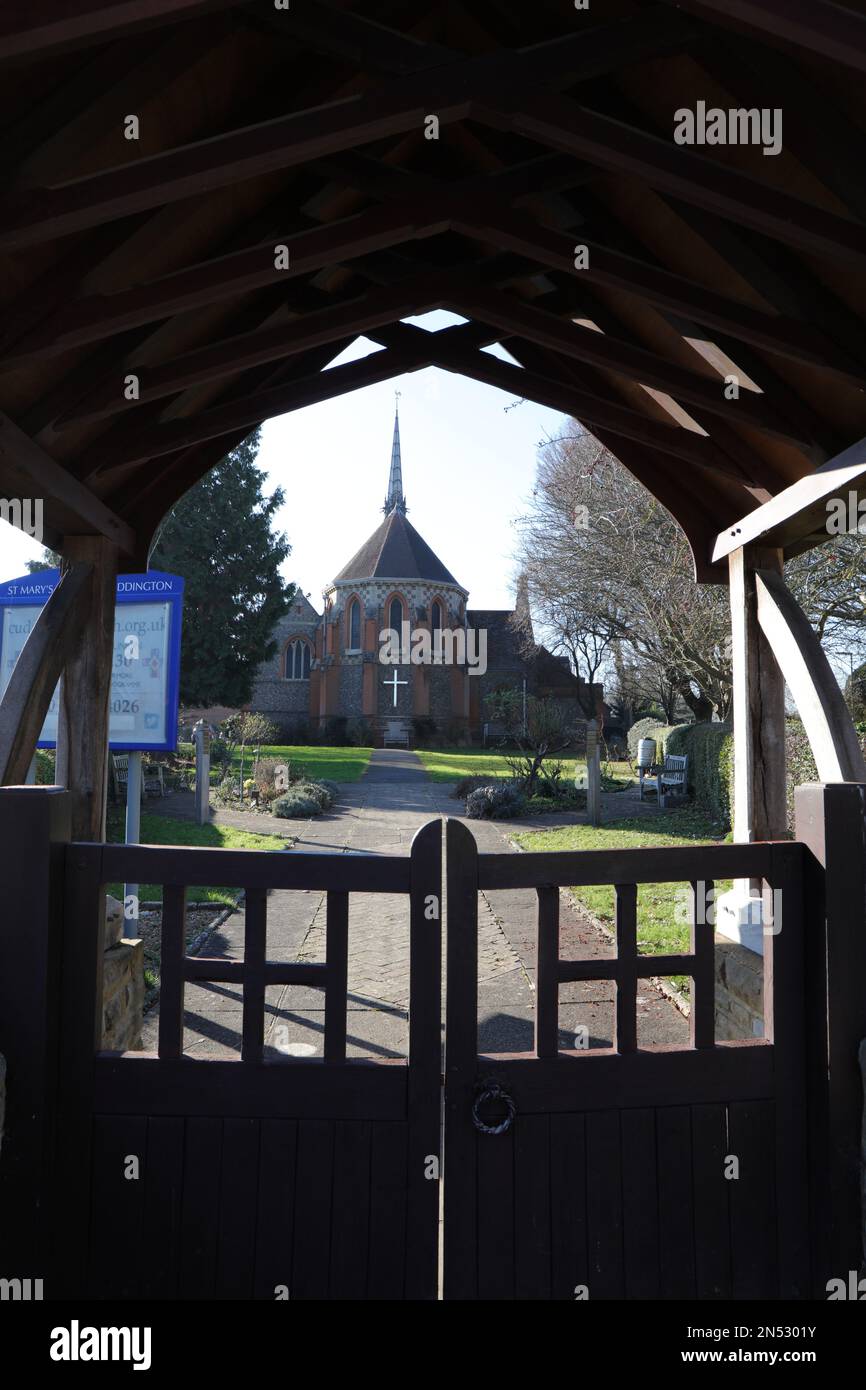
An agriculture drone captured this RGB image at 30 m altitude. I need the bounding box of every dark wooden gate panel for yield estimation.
[51,820,441,1301]
[443,818,811,1301]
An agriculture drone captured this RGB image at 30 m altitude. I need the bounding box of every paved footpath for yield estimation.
[143,751,686,1058]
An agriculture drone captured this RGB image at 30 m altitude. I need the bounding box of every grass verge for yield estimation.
[513,808,730,987]
[106,809,288,904]
[225,743,373,783]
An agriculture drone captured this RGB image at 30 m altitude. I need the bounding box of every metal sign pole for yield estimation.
[193,720,211,825]
[123,749,142,939]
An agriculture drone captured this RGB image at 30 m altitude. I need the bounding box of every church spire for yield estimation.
[383,393,407,514]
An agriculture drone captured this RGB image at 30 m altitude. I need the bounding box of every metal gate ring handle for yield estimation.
[472,1079,516,1136]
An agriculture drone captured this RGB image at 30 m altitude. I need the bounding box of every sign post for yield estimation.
[192,719,211,826]
[0,570,184,938]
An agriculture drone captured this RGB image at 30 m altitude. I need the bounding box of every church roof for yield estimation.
[334,507,462,587]
[333,401,463,587]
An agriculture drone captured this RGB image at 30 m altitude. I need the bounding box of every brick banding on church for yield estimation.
[251,404,602,746]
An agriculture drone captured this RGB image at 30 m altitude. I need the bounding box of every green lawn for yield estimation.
[106,810,288,904]
[514,808,730,981]
[416,746,635,791]
[226,744,373,783]
[416,746,588,783]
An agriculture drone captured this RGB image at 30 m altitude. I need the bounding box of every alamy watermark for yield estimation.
[0,497,43,543]
[378,620,487,676]
[826,491,866,535]
[674,101,782,157]
[675,881,783,935]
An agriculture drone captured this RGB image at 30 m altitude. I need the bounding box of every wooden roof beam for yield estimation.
[0,0,250,63]
[79,342,437,477]
[480,92,866,270]
[378,324,746,477]
[0,412,135,554]
[313,160,862,382]
[712,431,866,563]
[666,0,866,75]
[0,198,452,368]
[447,282,815,448]
[54,275,454,426]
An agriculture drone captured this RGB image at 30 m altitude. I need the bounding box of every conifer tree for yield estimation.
[150,429,293,706]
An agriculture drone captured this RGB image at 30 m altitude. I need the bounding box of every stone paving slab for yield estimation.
[145,748,687,1057]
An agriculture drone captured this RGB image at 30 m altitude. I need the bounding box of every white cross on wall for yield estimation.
[383,670,408,707]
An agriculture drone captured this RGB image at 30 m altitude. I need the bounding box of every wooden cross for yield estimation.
[383,669,408,707]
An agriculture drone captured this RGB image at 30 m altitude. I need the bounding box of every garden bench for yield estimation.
[112,753,165,800]
[639,752,689,808]
[383,718,410,747]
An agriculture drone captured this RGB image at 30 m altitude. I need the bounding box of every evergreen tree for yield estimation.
[150,430,294,706]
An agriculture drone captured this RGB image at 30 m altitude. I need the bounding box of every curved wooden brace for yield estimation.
[0,562,93,785]
[755,568,866,782]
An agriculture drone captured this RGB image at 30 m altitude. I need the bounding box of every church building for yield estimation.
[250,406,602,746]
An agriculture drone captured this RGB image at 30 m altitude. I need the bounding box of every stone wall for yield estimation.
[714,936,764,1040]
[101,896,145,1052]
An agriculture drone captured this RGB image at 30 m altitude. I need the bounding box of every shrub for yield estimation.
[412,716,437,745]
[465,782,526,820]
[665,722,733,825]
[272,790,322,818]
[323,716,349,746]
[785,717,818,832]
[626,716,664,760]
[252,758,281,806]
[451,774,495,799]
[294,780,334,811]
[346,717,374,747]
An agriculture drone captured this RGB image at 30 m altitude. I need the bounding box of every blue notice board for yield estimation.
[0,570,184,752]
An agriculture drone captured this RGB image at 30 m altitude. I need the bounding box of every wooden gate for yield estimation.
[49,818,441,1300]
[443,819,812,1300]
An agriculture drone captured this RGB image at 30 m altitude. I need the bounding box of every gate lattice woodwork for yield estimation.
[443,819,812,1300]
[51,820,441,1300]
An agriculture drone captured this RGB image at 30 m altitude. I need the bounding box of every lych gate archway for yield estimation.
[1,0,866,1302]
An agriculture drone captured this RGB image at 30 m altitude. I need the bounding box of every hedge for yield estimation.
[664,722,733,825]
[626,717,664,759]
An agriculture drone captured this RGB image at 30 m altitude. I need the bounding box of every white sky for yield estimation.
[0,314,567,611]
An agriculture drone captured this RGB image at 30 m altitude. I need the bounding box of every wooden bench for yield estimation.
[639,752,689,808]
[112,753,165,800]
[383,718,410,748]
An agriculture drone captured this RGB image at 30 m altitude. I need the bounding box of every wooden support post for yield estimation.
[0,787,71,1272]
[0,562,92,785]
[585,717,602,826]
[795,783,866,1291]
[55,537,118,842]
[729,545,787,845]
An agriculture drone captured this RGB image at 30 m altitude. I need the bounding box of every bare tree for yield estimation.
[515,424,866,724]
[514,430,732,719]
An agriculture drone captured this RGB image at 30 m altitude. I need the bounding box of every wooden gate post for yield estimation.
[729,545,787,845]
[795,782,866,1291]
[721,545,787,942]
[0,787,70,1273]
[55,537,118,842]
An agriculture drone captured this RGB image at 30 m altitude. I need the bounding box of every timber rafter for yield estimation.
[0,0,864,575]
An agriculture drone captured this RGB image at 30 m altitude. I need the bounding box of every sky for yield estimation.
[0,314,568,610]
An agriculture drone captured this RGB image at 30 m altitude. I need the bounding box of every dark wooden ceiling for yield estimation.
[2,0,866,578]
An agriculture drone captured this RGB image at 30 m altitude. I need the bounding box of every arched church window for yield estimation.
[389,597,403,635]
[285,639,311,680]
[431,600,442,632]
[348,598,361,649]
